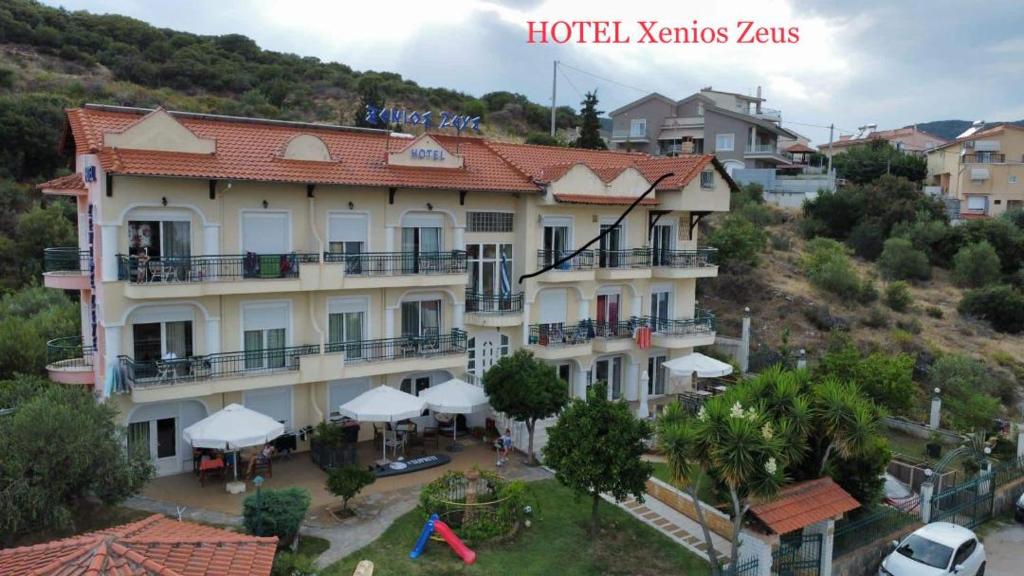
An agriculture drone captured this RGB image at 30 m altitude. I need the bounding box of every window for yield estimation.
[700,170,714,189]
[953,539,977,568]
[594,357,623,399]
[541,218,572,266]
[1010,175,1019,184]
[242,302,289,370]
[242,212,290,254]
[327,213,367,257]
[467,337,476,373]
[401,214,443,273]
[128,220,191,260]
[648,355,667,395]
[245,386,293,429]
[401,299,442,337]
[400,376,431,396]
[651,290,671,329]
[966,196,988,212]
[596,293,620,334]
[467,212,513,232]
[715,133,735,152]
[467,243,513,300]
[630,118,647,138]
[537,289,568,325]
[598,224,623,267]
[328,378,371,418]
[328,298,366,359]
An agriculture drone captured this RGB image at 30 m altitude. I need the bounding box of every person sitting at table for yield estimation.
[247,442,274,477]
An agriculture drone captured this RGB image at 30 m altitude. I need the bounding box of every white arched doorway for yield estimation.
[468,331,510,378]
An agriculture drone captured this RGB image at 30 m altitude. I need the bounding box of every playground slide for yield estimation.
[409,513,438,559]
[433,519,477,565]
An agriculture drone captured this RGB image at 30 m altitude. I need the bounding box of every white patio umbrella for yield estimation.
[182,403,285,480]
[338,385,427,463]
[419,378,489,449]
[662,353,734,378]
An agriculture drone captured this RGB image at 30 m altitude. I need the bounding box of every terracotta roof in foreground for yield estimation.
[37,172,87,193]
[748,478,860,535]
[0,514,277,576]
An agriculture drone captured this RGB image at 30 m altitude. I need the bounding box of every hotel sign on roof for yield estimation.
[364,105,481,133]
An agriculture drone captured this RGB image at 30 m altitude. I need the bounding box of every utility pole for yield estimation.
[550,60,558,137]
[826,123,834,175]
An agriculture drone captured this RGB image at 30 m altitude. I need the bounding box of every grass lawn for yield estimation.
[322,479,711,576]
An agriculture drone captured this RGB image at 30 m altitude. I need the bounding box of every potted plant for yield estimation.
[310,422,358,470]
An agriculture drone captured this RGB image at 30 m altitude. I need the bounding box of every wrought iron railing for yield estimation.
[594,317,647,339]
[465,291,523,314]
[324,329,467,363]
[645,312,716,336]
[323,251,467,276]
[117,344,320,387]
[597,248,651,269]
[46,336,96,369]
[833,499,920,559]
[963,153,1005,164]
[528,321,595,346]
[651,247,717,268]
[44,247,91,273]
[537,249,594,271]
[116,253,319,283]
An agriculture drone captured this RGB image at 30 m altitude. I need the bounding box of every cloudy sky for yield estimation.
[42,0,1024,145]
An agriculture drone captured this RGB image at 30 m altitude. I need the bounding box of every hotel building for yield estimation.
[40,105,731,475]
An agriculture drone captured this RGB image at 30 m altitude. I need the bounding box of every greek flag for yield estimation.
[500,248,511,296]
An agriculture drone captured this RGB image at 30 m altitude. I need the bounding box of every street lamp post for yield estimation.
[253,475,265,536]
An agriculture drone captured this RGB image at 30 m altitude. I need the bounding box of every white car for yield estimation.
[880,523,986,576]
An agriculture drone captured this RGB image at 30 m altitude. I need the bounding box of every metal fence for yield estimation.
[324,250,467,275]
[772,532,822,576]
[537,249,594,271]
[833,499,920,559]
[324,329,467,362]
[724,557,760,576]
[44,247,91,273]
[930,471,995,529]
[645,312,716,336]
[116,253,319,283]
[597,248,651,269]
[651,247,718,268]
[118,344,320,387]
[46,336,95,369]
[528,322,594,346]
[465,291,523,314]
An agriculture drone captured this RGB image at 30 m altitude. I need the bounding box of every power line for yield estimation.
[559,67,585,101]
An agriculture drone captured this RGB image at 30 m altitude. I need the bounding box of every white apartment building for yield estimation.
[40,105,731,475]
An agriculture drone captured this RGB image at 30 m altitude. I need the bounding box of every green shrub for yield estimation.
[878,237,931,281]
[243,487,311,544]
[925,306,943,319]
[272,552,319,576]
[896,317,922,335]
[891,217,954,266]
[929,354,1004,431]
[860,306,890,329]
[814,336,917,415]
[958,285,1024,333]
[769,232,792,252]
[801,237,864,299]
[857,280,879,304]
[952,241,1002,288]
[885,281,913,312]
[326,465,376,511]
[708,214,767,270]
[847,219,886,260]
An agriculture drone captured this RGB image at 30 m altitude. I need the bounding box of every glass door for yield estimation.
[401,300,442,338]
[651,290,670,331]
[596,294,620,336]
[467,244,513,311]
[155,417,177,475]
[328,310,364,360]
[402,227,442,273]
[543,226,569,267]
[594,357,623,399]
[133,321,193,379]
[648,355,667,396]
[244,327,287,370]
[652,224,672,266]
[599,224,622,268]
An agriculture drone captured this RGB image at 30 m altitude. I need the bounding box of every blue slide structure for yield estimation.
[409,513,438,559]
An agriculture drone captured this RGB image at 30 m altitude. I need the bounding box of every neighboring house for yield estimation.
[819,125,948,158]
[0,514,277,575]
[39,104,732,476]
[926,123,1024,218]
[608,86,797,174]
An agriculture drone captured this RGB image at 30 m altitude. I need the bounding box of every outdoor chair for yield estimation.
[248,455,272,479]
[421,426,440,450]
[384,430,405,459]
[148,261,173,283]
[155,361,175,383]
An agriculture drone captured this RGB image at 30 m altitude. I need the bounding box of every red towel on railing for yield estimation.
[634,326,652,349]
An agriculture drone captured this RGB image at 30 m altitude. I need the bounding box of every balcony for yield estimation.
[43,248,91,290]
[647,312,716,348]
[611,128,650,143]
[119,344,321,389]
[651,248,718,279]
[527,321,594,360]
[744,143,789,165]
[46,336,95,385]
[593,318,641,353]
[536,249,595,283]
[323,250,467,289]
[596,248,652,280]
[963,153,1005,164]
[116,253,319,298]
[326,328,468,378]
[465,291,524,327]
[755,108,782,122]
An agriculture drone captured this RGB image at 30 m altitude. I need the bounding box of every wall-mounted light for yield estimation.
[426,203,433,211]
[262,200,269,209]
[592,214,598,223]
[161,196,168,206]
[348,201,355,210]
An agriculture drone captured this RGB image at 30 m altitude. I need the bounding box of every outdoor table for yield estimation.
[199,457,225,486]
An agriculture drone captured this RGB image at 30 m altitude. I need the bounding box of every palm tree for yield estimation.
[813,378,881,474]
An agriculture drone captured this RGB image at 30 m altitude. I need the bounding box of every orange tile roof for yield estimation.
[62,106,726,197]
[785,143,817,154]
[748,478,860,534]
[553,193,659,206]
[37,172,87,193]
[0,514,277,576]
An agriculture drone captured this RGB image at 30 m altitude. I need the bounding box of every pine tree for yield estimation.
[575,90,607,150]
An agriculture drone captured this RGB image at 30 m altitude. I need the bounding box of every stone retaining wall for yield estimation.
[646,477,734,540]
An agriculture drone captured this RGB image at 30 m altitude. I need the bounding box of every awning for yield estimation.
[419,378,489,414]
[182,403,285,451]
[662,353,734,378]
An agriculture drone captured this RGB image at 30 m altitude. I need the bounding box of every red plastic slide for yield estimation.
[432,519,477,564]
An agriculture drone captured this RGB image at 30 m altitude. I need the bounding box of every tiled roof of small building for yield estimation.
[748,478,860,535]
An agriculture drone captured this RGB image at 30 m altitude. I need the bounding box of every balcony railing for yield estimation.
[651,248,717,268]
[746,143,780,155]
[118,344,321,388]
[46,336,95,369]
[537,249,594,271]
[594,317,644,339]
[116,253,319,284]
[528,321,595,346]
[963,153,1005,164]
[611,128,649,141]
[324,329,467,362]
[597,248,651,269]
[646,312,716,337]
[44,248,90,273]
[323,251,467,276]
[465,291,524,314]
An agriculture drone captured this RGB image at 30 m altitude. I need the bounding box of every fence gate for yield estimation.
[930,472,994,529]
[771,532,821,576]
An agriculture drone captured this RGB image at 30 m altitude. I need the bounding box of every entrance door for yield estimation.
[652,224,673,266]
[154,417,178,476]
[400,376,432,396]
[471,331,509,377]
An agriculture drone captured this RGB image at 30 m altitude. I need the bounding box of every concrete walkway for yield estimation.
[610,491,732,563]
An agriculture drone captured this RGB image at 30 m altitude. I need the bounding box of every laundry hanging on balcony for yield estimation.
[634,325,652,349]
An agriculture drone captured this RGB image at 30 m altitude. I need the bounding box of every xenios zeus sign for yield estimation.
[364,105,481,133]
